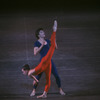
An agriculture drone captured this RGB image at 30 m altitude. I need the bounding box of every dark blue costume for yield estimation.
[34,39,61,89]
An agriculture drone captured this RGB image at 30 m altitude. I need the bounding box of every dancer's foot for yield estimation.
[37,91,47,98]
[30,89,36,96]
[59,88,66,95]
[53,20,57,32]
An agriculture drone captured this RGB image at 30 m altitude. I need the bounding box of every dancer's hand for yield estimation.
[33,80,38,85]
[53,20,57,32]
[30,75,39,83]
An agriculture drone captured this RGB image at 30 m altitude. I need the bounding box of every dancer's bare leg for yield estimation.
[30,81,37,96]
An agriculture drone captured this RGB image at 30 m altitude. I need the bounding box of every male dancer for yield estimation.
[22,20,64,98]
[30,20,65,96]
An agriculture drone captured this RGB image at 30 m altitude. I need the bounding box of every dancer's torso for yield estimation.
[34,39,51,60]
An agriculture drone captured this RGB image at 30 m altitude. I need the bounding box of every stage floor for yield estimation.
[0,93,100,100]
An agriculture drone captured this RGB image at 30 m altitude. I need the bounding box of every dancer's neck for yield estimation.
[38,38,45,42]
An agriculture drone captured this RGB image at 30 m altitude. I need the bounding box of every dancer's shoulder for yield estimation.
[34,40,41,47]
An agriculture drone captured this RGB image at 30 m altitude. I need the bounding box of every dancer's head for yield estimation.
[35,28,45,39]
[22,64,30,75]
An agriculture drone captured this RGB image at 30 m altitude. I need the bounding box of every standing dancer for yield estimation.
[22,20,63,98]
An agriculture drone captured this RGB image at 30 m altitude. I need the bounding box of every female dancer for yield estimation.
[22,20,63,98]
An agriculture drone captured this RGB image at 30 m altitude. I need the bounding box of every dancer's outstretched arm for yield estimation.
[29,74,39,83]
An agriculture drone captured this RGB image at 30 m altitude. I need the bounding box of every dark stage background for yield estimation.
[0,0,100,99]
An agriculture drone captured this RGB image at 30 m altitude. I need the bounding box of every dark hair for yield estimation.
[35,28,43,39]
[22,64,30,70]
